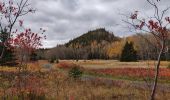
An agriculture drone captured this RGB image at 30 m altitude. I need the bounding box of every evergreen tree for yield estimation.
[160,40,170,61]
[30,51,38,61]
[0,30,18,66]
[120,41,138,62]
[0,47,18,66]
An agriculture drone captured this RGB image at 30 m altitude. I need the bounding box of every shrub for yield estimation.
[56,59,59,63]
[27,92,46,100]
[69,66,83,79]
[49,57,55,63]
[167,63,170,69]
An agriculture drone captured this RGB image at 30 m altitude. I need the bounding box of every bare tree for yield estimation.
[123,0,170,100]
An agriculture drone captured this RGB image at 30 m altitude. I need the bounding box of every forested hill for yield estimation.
[65,28,120,47]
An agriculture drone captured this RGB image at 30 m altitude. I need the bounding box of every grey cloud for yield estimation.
[21,0,170,48]
[60,0,79,11]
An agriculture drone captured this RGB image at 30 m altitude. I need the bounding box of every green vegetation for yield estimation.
[49,57,56,63]
[66,28,120,47]
[120,41,138,62]
[0,30,18,66]
[30,51,38,61]
[56,59,59,63]
[167,63,170,69]
[69,66,83,79]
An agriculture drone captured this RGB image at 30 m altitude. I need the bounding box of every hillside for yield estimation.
[65,28,120,47]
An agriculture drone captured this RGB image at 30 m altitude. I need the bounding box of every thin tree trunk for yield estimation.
[150,41,165,100]
[0,46,5,59]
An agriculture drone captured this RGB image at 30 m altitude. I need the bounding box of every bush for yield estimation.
[56,59,59,63]
[69,66,83,79]
[27,92,46,100]
[49,57,55,63]
[167,63,170,69]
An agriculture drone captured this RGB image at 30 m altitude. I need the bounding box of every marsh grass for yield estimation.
[0,60,170,99]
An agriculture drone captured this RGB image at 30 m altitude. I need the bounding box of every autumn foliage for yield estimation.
[90,68,170,79]
[9,28,46,53]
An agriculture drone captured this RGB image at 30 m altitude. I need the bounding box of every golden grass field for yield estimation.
[0,60,169,72]
[59,60,170,69]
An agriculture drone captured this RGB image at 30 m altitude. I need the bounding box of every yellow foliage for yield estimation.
[107,41,125,58]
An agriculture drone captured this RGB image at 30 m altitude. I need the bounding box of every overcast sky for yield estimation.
[22,0,170,48]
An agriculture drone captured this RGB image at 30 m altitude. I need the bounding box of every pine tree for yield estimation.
[0,47,18,66]
[120,41,138,62]
[161,40,170,61]
[0,30,18,66]
[30,51,38,61]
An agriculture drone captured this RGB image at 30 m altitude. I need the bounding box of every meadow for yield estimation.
[0,60,170,99]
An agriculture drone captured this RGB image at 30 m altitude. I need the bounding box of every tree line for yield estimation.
[41,32,170,62]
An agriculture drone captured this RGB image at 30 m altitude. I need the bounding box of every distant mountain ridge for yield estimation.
[65,28,120,47]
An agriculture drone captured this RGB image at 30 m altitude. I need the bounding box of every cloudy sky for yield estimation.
[22,0,170,48]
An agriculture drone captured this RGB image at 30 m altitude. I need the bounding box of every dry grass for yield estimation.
[0,60,170,99]
[42,69,170,100]
[59,60,170,69]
